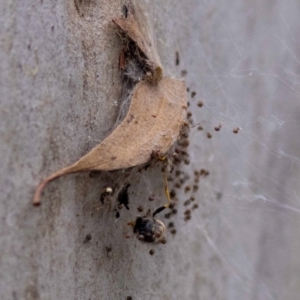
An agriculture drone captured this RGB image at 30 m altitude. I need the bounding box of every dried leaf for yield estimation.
[113,4,163,84]
[33,77,187,205]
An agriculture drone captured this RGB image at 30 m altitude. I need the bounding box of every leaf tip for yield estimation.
[32,180,48,206]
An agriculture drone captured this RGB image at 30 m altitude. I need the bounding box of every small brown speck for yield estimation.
[207,132,212,138]
[124,233,131,239]
[111,156,117,160]
[149,195,155,201]
[193,185,199,192]
[191,91,196,98]
[200,169,206,175]
[181,131,189,139]
[137,205,144,212]
[187,112,192,118]
[172,153,178,160]
[84,234,92,243]
[127,114,134,123]
[181,150,188,156]
[172,209,178,214]
[170,229,177,235]
[197,101,203,107]
[190,196,195,201]
[174,182,181,189]
[184,159,190,165]
[184,215,192,221]
[184,209,191,215]
[214,124,222,131]
[160,237,167,244]
[175,51,180,66]
[184,199,191,206]
[173,157,181,165]
[233,127,240,134]
[187,87,190,92]
[170,190,176,199]
[175,147,181,154]
[185,186,191,193]
[149,249,155,255]
[165,213,171,219]
[169,203,176,209]
[181,70,187,76]
[192,203,199,210]
[106,246,112,253]
[197,126,203,131]
[126,297,133,300]
[168,222,175,228]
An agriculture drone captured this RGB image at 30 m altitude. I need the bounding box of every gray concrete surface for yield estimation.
[1,0,300,299]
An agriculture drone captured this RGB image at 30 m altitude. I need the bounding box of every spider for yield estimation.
[129,209,166,243]
[128,154,172,243]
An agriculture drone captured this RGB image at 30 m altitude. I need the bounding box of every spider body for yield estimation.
[132,210,166,243]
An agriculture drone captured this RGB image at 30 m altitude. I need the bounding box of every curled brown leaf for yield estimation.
[33,2,187,206]
[33,77,187,205]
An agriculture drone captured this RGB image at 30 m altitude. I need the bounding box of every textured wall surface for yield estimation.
[1,0,300,299]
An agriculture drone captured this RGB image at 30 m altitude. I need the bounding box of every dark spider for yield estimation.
[130,209,166,243]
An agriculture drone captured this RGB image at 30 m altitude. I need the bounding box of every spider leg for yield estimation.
[153,161,171,217]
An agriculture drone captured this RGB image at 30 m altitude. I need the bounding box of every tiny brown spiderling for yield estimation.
[197,101,203,107]
[181,70,187,76]
[233,127,240,134]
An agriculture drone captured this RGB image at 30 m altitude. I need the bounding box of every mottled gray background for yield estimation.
[1,0,300,299]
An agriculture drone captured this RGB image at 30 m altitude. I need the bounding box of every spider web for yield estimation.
[140,0,300,299]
